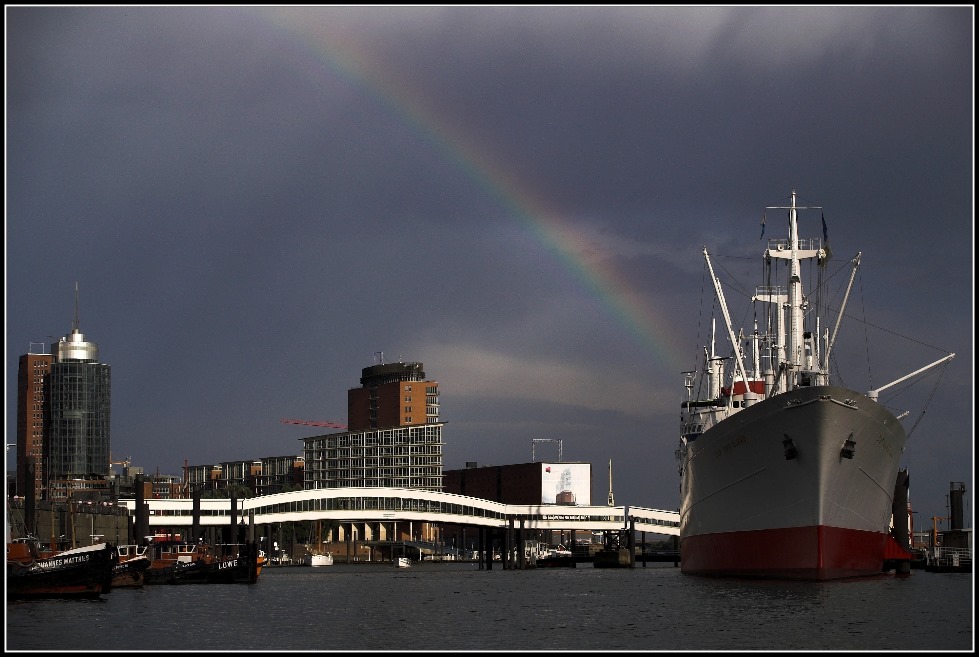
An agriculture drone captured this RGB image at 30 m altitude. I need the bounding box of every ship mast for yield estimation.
[787,191,803,379]
[762,190,822,392]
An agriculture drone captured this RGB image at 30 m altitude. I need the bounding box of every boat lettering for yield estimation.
[219,559,238,569]
[875,434,894,458]
[713,435,747,459]
[36,554,91,569]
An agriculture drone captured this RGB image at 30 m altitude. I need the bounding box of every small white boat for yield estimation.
[304,552,334,567]
[395,557,411,568]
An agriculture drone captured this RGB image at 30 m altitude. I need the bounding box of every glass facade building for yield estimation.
[303,424,444,490]
[44,327,111,501]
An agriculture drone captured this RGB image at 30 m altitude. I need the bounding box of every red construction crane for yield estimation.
[280,418,347,429]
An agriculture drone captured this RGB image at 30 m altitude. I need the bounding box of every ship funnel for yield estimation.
[949,481,967,530]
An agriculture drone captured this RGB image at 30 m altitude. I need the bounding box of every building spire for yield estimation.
[73,281,80,332]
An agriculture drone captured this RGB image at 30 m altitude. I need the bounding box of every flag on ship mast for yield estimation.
[760,211,766,239]
[821,212,833,262]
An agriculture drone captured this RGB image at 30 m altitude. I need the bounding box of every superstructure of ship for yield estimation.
[676,189,954,580]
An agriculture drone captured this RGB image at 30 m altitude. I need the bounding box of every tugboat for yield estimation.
[7,537,116,600]
[144,538,262,584]
[112,544,151,587]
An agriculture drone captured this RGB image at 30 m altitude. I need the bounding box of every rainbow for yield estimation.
[253,9,689,372]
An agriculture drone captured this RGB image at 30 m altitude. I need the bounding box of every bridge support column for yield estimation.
[226,492,238,555]
[517,518,526,569]
[192,489,201,543]
[628,517,636,568]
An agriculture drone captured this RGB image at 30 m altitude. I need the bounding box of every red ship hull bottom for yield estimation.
[681,525,890,580]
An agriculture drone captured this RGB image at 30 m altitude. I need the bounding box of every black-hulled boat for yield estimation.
[112,545,152,588]
[144,540,262,584]
[7,539,117,600]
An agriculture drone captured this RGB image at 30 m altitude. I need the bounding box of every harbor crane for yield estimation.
[281,418,348,429]
[532,438,563,463]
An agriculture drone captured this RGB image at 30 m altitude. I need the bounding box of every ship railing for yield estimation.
[767,238,822,252]
[754,285,785,297]
[928,546,972,567]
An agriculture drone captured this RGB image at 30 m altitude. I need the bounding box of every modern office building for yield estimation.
[15,345,54,502]
[252,455,305,496]
[302,359,443,490]
[184,456,306,497]
[44,304,112,502]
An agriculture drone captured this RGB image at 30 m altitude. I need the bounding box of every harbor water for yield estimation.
[6,561,974,652]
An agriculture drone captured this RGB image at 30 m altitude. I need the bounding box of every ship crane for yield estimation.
[281,418,348,429]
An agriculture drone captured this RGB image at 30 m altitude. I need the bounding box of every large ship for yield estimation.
[676,190,954,580]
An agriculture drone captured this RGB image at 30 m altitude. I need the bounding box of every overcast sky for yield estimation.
[6,6,973,532]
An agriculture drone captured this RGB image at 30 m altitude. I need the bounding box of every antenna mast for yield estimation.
[73,281,80,331]
[607,459,615,506]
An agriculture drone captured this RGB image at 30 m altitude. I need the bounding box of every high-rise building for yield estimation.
[15,345,53,502]
[347,360,437,431]
[44,289,112,501]
[303,357,443,490]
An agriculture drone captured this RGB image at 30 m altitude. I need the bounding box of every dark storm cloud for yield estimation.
[6,6,972,527]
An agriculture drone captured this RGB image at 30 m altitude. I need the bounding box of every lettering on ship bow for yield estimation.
[713,434,748,459]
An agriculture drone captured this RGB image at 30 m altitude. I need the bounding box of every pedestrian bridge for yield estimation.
[119,486,680,536]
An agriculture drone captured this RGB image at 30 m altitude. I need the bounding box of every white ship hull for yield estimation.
[679,385,906,579]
